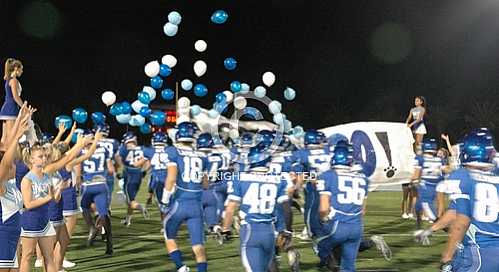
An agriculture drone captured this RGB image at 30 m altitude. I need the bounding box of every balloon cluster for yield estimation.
[164,11,182,37]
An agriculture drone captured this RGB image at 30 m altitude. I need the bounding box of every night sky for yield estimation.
[2,0,499,142]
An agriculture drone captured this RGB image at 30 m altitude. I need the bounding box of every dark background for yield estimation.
[2,0,499,144]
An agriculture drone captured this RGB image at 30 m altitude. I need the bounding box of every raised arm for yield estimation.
[441,134,455,157]
[65,132,103,169]
[63,122,77,146]
[52,123,67,145]
[43,133,96,174]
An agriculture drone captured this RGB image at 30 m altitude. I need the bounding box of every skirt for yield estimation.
[0,213,21,268]
[0,102,19,120]
[413,123,427,135]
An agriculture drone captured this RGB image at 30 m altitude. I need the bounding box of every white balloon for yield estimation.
[144,61,160,78]
[240,83,250,94]
[268,100,282,114]
[176,115,190,124]
[142,86,156,101]
[262,71,276,87]
[254,86,267,98]
[101,91,116,106]
[194,40,207,52]
[284,120,292,132]
[233,96,247,110]
[193,60,207,77]
[177,107,190,116]
[223,91,234,103]
[181,79,193,91]
[132,100,147,113]
[178,97,191,109]
[161,54,177,68]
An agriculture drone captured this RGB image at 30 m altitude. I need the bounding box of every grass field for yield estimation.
[48,190,447,272]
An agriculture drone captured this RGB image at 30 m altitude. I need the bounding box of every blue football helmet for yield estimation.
[151,132,168,146]
[197,133,214,151]
[255,130,274,148]
[331,141,354,167]
[422,138,438,154]
[176,122,196,142]
[93,123,110,136]
[240,132,254,148]
[304,129,326,146]
[122,131,136,144]
[247,145,271,169]
[460,129,495,165]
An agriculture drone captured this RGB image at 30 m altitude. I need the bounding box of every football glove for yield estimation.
[414,228,432,246]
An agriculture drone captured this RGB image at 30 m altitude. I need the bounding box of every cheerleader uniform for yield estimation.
[61,169,79,217]
[0,78,21,120]
[410,106,427,135]
[0,178,23,269]
[20,171,56,237]
[48,172,65,227]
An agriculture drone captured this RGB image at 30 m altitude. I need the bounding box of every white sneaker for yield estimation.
[63,259,76,268]
[408,213,415,220]
[401,213,409,219]
[35,259,43,268]
[178,265,190,272]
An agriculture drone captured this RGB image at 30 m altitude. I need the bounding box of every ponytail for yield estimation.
[3,58,23,80]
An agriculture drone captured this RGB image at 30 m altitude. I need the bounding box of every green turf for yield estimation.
[47,190,446,271]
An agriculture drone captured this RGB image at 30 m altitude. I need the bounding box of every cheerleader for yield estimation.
[19,133,90,272]
[0,59,24,148]
[0,103,32,272]
[405,96,427,153]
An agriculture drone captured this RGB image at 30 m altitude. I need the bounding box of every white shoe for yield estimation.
[178,265,190,272]
[401,213,409,219]
[63,259,76,268]
[408,213,415,220]
[101,228,106,235]
[35,259,43,268]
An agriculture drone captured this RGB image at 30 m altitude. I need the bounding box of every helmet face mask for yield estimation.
[304,130,326,147]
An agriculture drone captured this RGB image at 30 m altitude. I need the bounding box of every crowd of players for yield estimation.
[1,100,499,272]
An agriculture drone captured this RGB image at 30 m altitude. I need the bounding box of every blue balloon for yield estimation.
[137,91,151,104]
[120,102,132,114]
[54,115,72,129]
[284,87,296,101]
[190,105,201,116]
[139,106,152,118]
[116,114,131,124]
[109,104,120,116]
[150,111,166,126]
[224,57,237,70]
[230,81,242,93]
[91,112,106,125]
[215,92,226,103]
[211,10,228,24]
[151,76,164,89]
[159,64,172,77]
[140,123,152,134]
[194,83,208,97]
[163,22,178,36]
[72,108,88,124]
[161,88,175,100]
[181,79,193,91]
[168,11,182,25]
[214,102,227,113]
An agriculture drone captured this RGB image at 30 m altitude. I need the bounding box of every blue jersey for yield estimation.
[166,146,208,201]
[149,145,169,176]
[293,146,332,175]
[118,145,153,173]
[269,151,296,175]
[317,168,369,224]
[231,146,250,172]
[211,149,232,182]
[414,155,444,186]
[451,168,499,247]
[205,153,223,183]
[81,142,111,183]
[100,138,119,161]
[227,171,289,224]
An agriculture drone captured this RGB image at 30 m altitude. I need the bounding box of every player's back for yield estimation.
[453,168,499,247]
[167,145,207,201]
[150,145,168,175]
[82,143,109,183]
[416,154,444,186]
[206,152,223,183]
[232,172,288,224]
[318,168,368,224]
[100,137,119,160]
[119,145,145,173]
[295,146,332,175]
